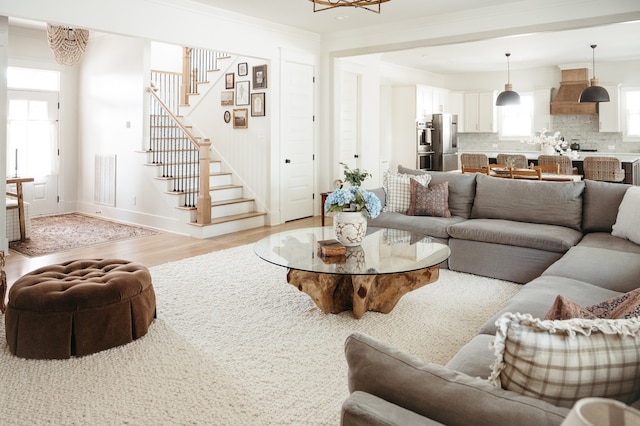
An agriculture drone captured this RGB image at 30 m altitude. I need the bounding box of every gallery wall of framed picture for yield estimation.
[220,60,268,129]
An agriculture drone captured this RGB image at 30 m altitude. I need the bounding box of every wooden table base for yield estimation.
[286,267,439,319]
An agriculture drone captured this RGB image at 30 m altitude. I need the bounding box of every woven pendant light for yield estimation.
[47,24,90,66]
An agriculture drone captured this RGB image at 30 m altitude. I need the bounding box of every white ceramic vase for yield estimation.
[542,144,556,155]
[333,211,367,247]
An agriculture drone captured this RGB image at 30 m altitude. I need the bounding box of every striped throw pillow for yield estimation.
[488,312,640,408]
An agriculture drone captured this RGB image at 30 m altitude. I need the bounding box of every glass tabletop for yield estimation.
[254,226,450,275]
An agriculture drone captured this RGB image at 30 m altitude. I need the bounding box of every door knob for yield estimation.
[354,154,359,158]
[285,159,291,163]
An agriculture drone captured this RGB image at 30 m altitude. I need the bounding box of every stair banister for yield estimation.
[146,86,211,225]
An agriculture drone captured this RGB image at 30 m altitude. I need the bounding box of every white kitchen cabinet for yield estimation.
[463,91,496,132]
[533,88,552,131]
[599,84,621,132]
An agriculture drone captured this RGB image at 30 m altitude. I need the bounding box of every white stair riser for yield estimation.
[211,187,243,202]
[195,215,266,239]
[211,174,232,187]
[212,201,254,218]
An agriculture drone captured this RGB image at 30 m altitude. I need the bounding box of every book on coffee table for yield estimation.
[317,239,346,257]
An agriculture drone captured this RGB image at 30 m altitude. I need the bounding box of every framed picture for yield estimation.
[225,73,234,89]
[238,62,248,76]
[251,93,265,117]
[221,91,234,106]
[233,108,248,129]
[235,80,250,106]
[224,110,231,123]
[252,64,267,89]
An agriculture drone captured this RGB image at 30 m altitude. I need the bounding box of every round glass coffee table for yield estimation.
[254,226,450,318]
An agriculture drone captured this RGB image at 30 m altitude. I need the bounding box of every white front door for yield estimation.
[281,61,315,222]
[7,90,60,216]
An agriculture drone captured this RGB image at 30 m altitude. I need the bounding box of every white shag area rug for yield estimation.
[0,244,521,425]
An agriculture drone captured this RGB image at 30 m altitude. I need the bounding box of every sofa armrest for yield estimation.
[342,391,444,426]
[345,332,569,426]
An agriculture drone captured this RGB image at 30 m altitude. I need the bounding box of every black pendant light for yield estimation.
[579,44,610,103]
[496,53,520,106]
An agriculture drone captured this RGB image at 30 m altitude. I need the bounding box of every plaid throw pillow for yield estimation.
[489,312,640,408]
[407,180,451,217]
[382,172,430,213]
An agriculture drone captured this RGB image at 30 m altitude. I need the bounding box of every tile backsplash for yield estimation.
[459,114,640,153]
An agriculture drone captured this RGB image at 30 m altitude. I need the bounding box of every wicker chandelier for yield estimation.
[310,0,390,13]
[46,24,90,66]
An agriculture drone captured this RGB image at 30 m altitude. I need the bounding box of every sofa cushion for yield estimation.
[398,166,477,219]
[578,232,640,254]
[471,174,584,231]
[445,334,495,379]
[448,239,563,284]
[544,288,640,320]
[408,180,451,217]
[345,332,569,426]
[383,172,430,213]
[612,186,640,245]
[479,276,623,335]
[582,179,631,233]
[368,212,464,239]
[447,219,583,253]
[488,313,640,408]
[342,391,445,426]
[542,246,640,292]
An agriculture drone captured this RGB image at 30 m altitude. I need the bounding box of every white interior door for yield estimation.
[338,71,360,170]
[7,90,60,216]
[281,61,314,222]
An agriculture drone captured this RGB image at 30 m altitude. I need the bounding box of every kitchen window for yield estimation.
[497,93,533,139]
[622,88,640,139]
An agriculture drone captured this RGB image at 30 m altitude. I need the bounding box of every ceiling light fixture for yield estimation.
[496,53,520,106]
[46,24,89,66]
[310,0,390,14]
[579,44,610,103]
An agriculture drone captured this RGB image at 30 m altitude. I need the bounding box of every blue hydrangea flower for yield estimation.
[324,186,381,219]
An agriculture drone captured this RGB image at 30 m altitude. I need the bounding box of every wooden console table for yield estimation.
[7,177,34,242]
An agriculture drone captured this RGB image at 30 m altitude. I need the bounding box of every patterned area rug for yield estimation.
[9,213,158,257]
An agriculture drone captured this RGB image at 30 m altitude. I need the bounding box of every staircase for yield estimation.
[145,48,266,238]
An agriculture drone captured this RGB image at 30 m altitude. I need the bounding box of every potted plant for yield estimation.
[324,165,381,246]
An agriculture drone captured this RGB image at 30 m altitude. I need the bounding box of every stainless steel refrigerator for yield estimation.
[425,113,458,171]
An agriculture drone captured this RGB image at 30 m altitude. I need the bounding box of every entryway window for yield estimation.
[622,88,640,138]
[498,93,533,138]
[7,67,60,91]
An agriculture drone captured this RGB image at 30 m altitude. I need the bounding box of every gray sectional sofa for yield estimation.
[342,166,640,425]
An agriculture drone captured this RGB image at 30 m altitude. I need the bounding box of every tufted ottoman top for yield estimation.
[8,258,153,313]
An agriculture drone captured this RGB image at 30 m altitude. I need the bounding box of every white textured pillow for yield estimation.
[382,172,430,213]
[488,312,640,408]
[612,186,640,244]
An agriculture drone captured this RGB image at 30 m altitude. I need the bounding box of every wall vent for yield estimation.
[95,154,117,206]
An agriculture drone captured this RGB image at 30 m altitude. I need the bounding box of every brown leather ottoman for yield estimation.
[5,259,156,359]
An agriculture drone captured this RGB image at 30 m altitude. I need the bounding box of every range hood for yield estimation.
[550,68,597,115]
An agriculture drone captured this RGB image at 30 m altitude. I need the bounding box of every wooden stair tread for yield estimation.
[211,197,254,207]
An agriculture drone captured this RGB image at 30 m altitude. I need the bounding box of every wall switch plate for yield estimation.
[608,145,616,150]
[492,144,498,148]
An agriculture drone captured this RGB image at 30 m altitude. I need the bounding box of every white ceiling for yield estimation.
[189,0,640,74]
[10,1,640,74]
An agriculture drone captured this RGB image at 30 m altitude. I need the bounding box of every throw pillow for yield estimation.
[612,186,640,245]
[488,312,640,408]
[544,288,640,320]
[407,179,451,218]
[382,171,430,213]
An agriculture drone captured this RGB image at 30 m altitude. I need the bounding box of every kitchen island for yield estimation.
[458,150,640,185]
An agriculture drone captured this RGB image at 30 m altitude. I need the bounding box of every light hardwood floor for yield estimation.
[4,216,325,287]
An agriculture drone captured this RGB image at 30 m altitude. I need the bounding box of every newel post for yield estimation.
[180,47,192,106]
[197,139,212,225]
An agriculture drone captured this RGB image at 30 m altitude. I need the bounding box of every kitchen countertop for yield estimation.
[459,150,640,162]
